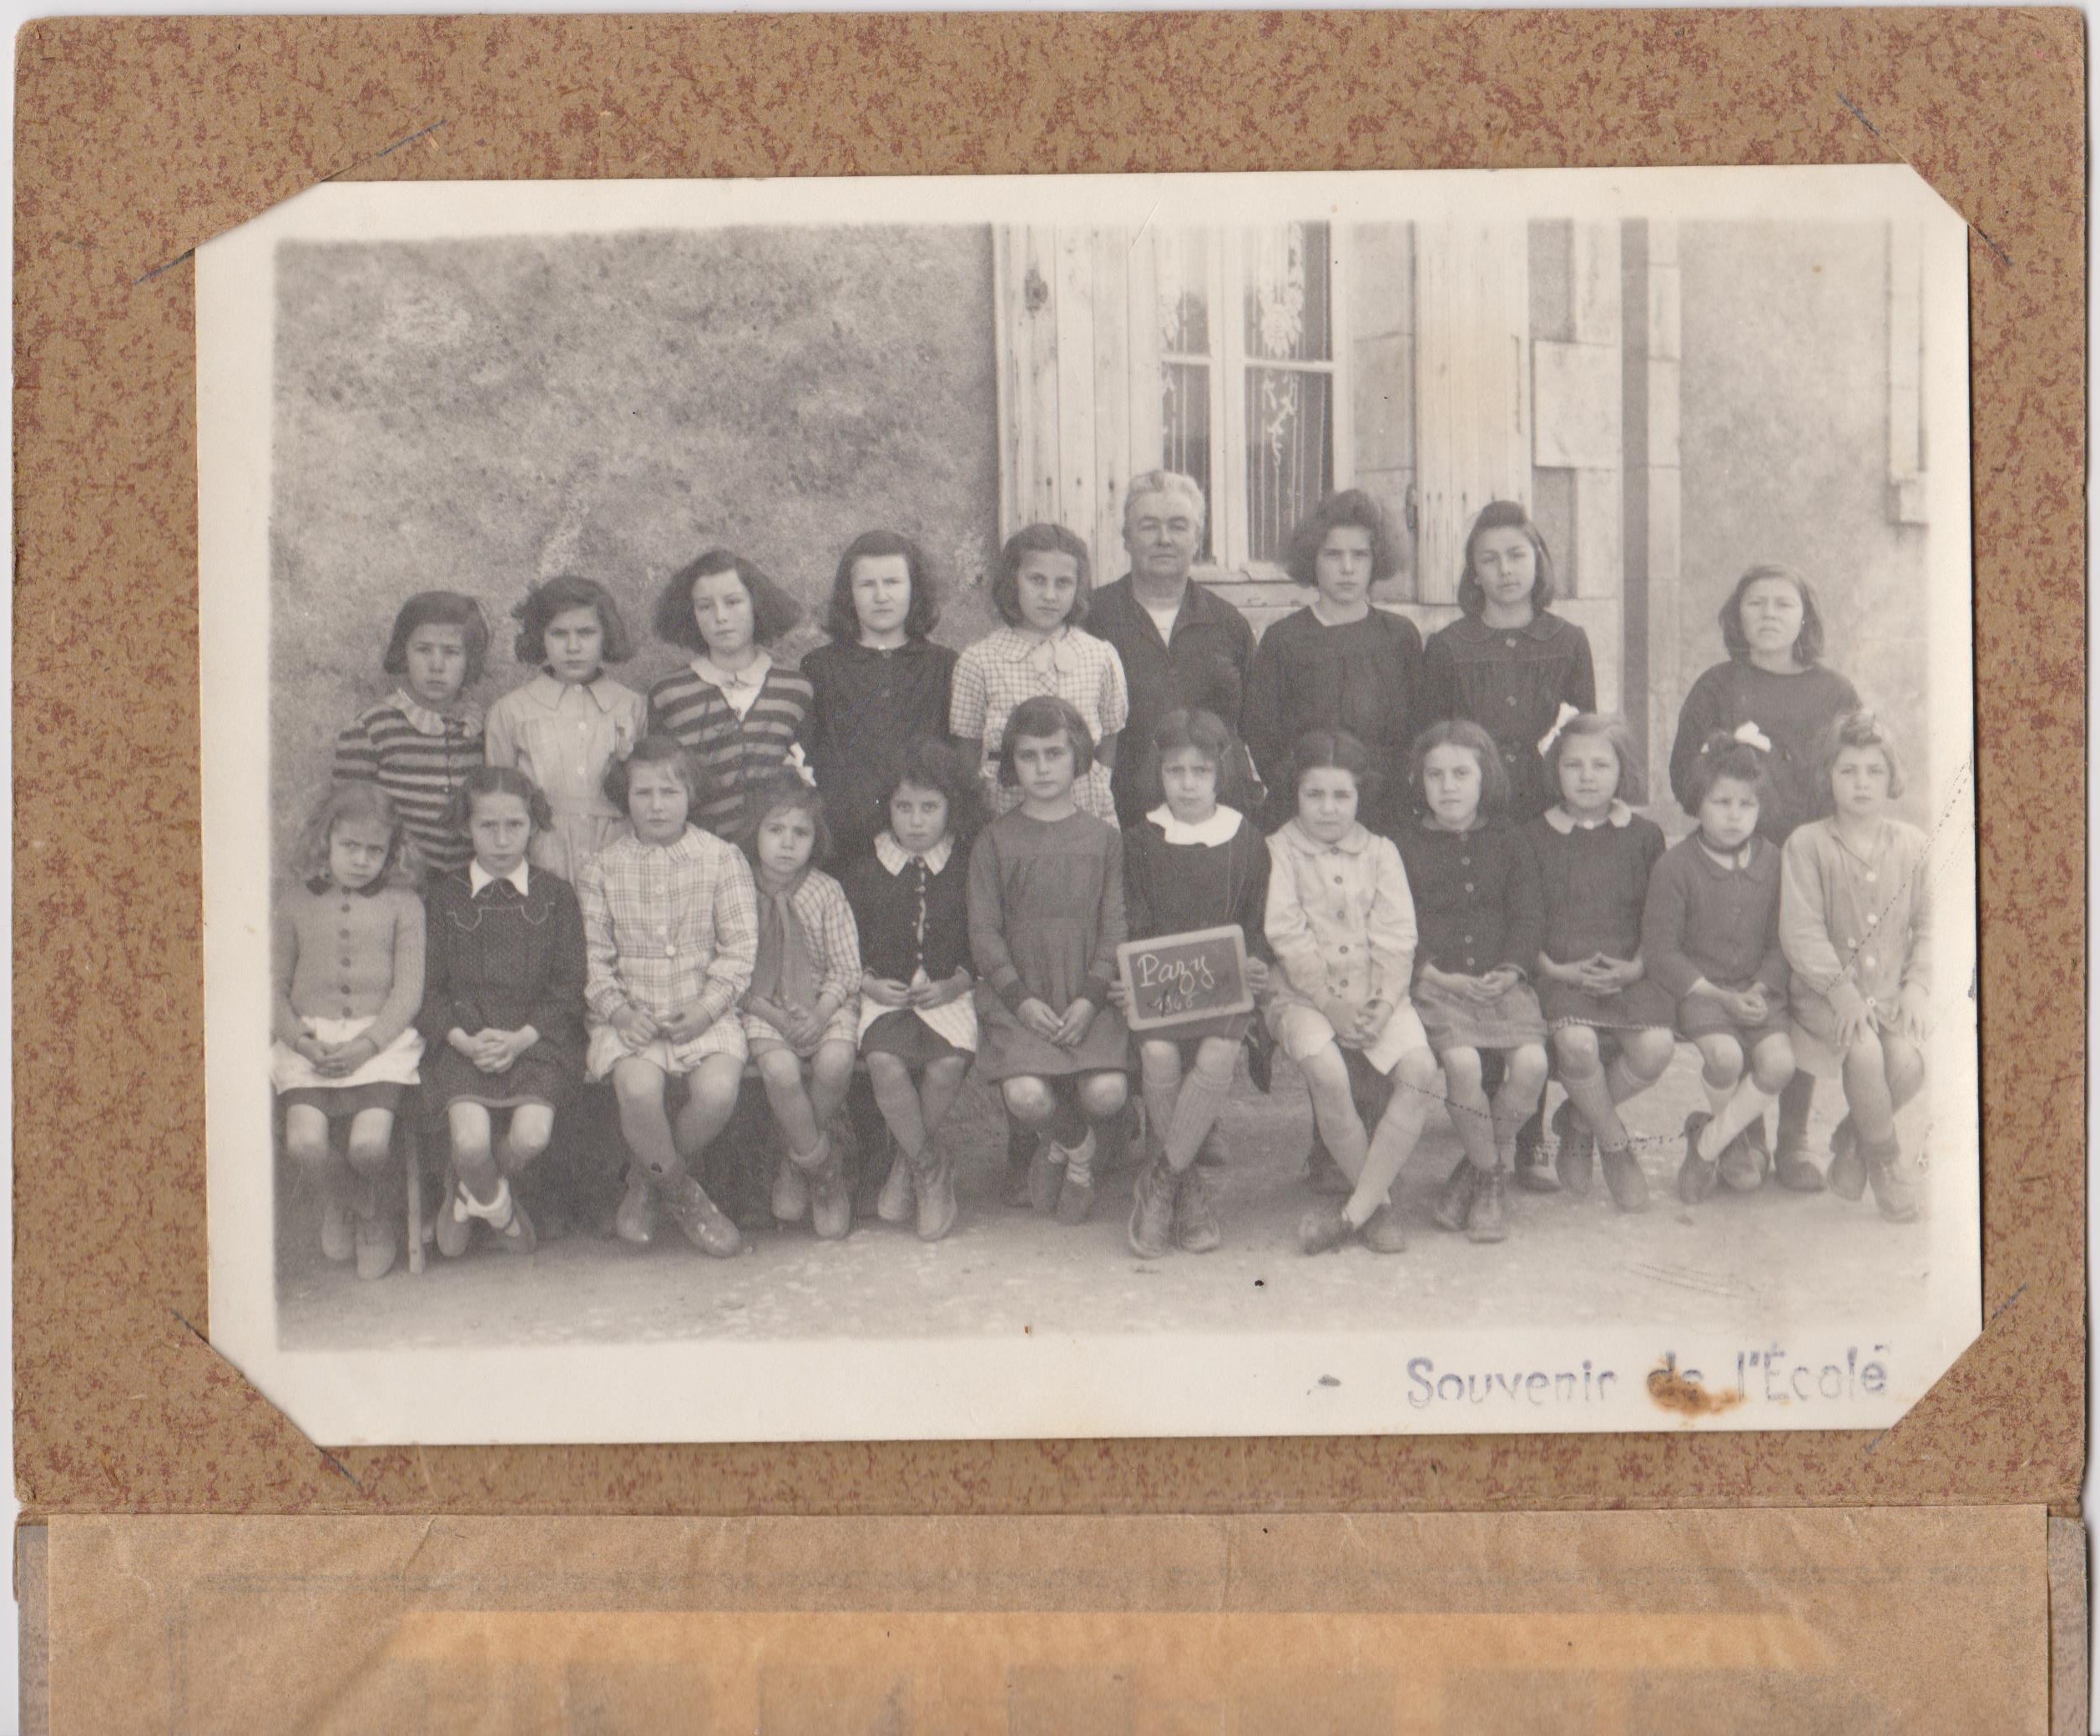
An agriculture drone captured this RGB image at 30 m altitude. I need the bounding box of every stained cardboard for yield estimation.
[12,13,2084,1517]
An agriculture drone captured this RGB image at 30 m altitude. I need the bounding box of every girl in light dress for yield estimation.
[483,575,646,881]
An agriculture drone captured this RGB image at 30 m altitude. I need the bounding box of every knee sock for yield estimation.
[1700,1068,1734,1118]
[1162,1057,1234,1172]
[1448,1084,1501,1174]
[1345,1089,1432,1227]
[1139,1062,1181,1164]
[1605,1054,1649,1105]
[1700,1082,1779,1160]
[1047,1096,1088,1151]
[1065,1128,1098,1187]
[1777,1072,1816,1149]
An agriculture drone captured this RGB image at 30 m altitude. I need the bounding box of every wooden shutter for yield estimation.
[1411,221,1532,603]
[993,226,1152,583]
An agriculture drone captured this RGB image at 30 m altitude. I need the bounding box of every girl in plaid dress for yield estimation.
[577,736,758,1259]
[950,522,1130,827]
[739,774,865,1243]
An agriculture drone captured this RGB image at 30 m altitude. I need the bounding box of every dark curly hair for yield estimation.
[510,574,635,668]
[1143,707,1254,813]
[988,523,1093,629]
[1680,731,1773,813]
[825,529,941,643]
[738,770,835,868]
[652,549,803,654]
[381,591,491,689]
[1718,564,1827,669]
[1457,500,1557,618]
[881,736,984,848]
[1283,489,1402,590]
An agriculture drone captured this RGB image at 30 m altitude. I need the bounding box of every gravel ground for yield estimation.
[276,1042,1936,1353]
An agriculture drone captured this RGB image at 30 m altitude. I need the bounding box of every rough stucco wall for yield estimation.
[270,225,1000,857]
[1673,220,1931,824]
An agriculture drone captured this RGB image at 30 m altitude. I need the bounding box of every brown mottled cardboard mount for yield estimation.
[12,14,2083,1511]
[25,1511,2068,1732]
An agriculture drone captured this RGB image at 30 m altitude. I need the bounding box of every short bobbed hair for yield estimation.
[740,770,835,868]
[602,734,709,815]
[1409,718,1512,819]
[295,782,420,891]
[884,736,984,846]
[825,530,940,642]
[989,523,1093,629]
[1123,470,1208,536]
[1681,731,1773,812]
[1818,709,1906,802]
[1719,564,1827,669]
[443,764,555,841]
[511,574,635,668]
[1145,707,1252,810]
[1543,713,1646,805]
[997,694,1096,787]
[1457,500,1558,618]
[1288,729,1380,807]
[652,549,804,654]
[1283,489,1402,590]
[382,591,491,688]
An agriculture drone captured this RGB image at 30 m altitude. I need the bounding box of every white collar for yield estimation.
[1543,800,1633,834]
[525,671,615,711]
[469,860,531,896]
[691,648,772,691]
[390,688,482,738]
[1280,817,1372,856]
[874,830,954,876]
[1148,803,1243,846]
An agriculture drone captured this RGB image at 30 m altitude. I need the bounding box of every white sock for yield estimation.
[1063,1129,1098,1187]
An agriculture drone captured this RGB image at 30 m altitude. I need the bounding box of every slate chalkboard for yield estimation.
[1116,925,1254,1032]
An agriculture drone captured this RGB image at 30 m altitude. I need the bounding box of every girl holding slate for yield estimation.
[1113,708,1272,1260]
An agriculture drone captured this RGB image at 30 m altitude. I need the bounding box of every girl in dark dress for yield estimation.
[1419,500,1597,822]
[1396,721,1549,1246]
[1244,489,1422,835]
[844,739,982,1243]
[419,765,587,1258]
[1522,714,1675,1214]
[800,530,960,866]
[1668,565,1861,1179]
[1113,709,1272,1261]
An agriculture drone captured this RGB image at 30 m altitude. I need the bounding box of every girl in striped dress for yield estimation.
[647,549,815,842]
[333,591,490,877]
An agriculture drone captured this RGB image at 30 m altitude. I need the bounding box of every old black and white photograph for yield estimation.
[199,169,1978,1443]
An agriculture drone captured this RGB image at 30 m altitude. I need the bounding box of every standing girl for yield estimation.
[843,738,981,1244]
[1780,712,1931,1223]
[800,530,959,865]
[1265,730,1444,1256]
[271,784,427,1280]
[950,523,1129,827]
[739,774,865,1242]
[1643,734,1801,1203]
[1396,721,1550,1245]
[577,734,757,1259]
[648,549,814,840]
[334,591,490,877]
[419,766,588,1257]
[967,696,1132,1225]
[1419,501,1597,822]
[1116,709,1273,1260]
[484,576,647,882]
[1244,490,1421,834]
[1522,715,1675,1213]
[1669,565,1860,1181]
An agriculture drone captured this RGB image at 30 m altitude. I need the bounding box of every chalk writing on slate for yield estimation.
[1117,925,1254,1032]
